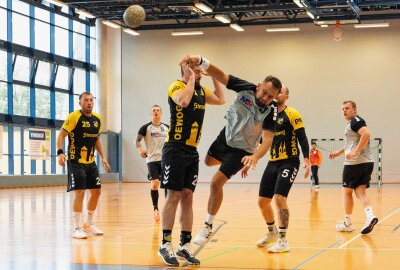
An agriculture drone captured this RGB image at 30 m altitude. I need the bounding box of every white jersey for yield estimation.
[138,122,169,163]
[343,115,374,165]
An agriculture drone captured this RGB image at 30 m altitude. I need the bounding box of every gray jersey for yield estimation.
[343,115,374,165]
[224,75,277,153]
[138,122,169,163]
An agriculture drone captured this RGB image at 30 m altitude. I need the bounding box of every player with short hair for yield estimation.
[57,92,110,239]
[253,86,310,253]
[330,100,378,234]
[136,105,169,222]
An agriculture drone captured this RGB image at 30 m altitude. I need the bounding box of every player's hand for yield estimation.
[181,62,195,78]
[179,55,201,66]
[241,155,258,171]
[345,151,358,160]
[102,159,111,172]
[140,149,148,158]
[241,165,250,178]
[58,154,66,167]
[303,158,310,178]
[329,153,335,159]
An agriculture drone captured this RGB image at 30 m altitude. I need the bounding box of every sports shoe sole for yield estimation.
[176,254,200,265]
[268,248,291,253]
[361,217,378,234]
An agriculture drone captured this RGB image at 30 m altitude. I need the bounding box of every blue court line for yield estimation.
[291,239,344,270]
[391,224,400,233]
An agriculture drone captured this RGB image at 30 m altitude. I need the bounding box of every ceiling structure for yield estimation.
[60,0,400,30]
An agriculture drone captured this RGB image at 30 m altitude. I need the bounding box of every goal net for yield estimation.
[311,138,382,186]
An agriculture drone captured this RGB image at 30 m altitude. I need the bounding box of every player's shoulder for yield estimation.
[168,80,185,90]
[351,115,366,123]
[91,112,102,121]
[69,110,82,118]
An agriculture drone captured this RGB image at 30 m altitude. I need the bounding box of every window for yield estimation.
[55,65,70,89]
[35,88,50,118]
[35,6,49,22]
[13,126,22,175]
[90,37,96,65]
[0,125,8,175]
[13,55,32,82]
[74,68,86,93]
[35,21,50,52]
[0,7,7,41]
[0,0,6,7]
[73,32,86,62]
[12,13,30,46]
[13,85,30,116]
[55,26,69,58]
[0,50,7,82]
[55,91,69,120]
[12,0,29,16]
[0,82,7,113]
[35,61,51,86]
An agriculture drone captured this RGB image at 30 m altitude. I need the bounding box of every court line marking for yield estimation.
[181,219,228,267]
[338,206,400,249]
[291,239,344,270]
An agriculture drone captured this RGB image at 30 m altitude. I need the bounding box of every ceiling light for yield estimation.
[293,0,304,8]
[320,24,328,28]
[123,28,140,36]
[171,31,204,36]
[266,27,300,32]
[46,0,68,8]
[230,23,244,32]
[354,23,389,28]
[194,3,213,13]
[306,11,315,19]
[102,20,120,29]
[75,9,96,19]
[215,15,231,23]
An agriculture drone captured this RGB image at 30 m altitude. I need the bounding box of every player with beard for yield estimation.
[177,55,283,247]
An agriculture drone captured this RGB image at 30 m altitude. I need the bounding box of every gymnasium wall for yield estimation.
[117,22,400,183]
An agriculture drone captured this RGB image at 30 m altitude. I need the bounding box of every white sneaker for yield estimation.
[336,222,355,232]
[83,223,104,235]
[267,238,290,253]
[361,216,378,234]
[256,232,278,247]
[313,185,320,191]
[72,227,88,239]
[193,224,212,246]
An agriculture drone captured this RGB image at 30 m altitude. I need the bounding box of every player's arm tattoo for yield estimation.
[135,134,144,149]
[279,208,289,228]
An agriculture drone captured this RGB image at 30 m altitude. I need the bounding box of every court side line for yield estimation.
[338,206,400,249]
[291,239,344,270]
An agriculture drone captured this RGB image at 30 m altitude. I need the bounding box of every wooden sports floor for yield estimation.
[0,182,399,270]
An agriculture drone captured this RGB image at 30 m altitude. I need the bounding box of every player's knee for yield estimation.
[89,188,101,197]
[258,197,271,208]
[151,179,160,189]
[274,194,287,208]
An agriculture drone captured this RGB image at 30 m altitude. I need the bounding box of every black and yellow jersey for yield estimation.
[270,106,304,161]
[62,110,102,164]
[166,80,212,147]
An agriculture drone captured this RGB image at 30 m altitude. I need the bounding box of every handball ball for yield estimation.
[123,5,146,28]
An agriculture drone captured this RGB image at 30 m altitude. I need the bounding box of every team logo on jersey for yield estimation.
[277,118,284,125]
[163,165,170,185]
[93,121,99,128]
[239,96,254,107]
[64,119,70,126]
[151,131,159,137]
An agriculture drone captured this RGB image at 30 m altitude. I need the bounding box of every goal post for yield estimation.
[310,138,382,186]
